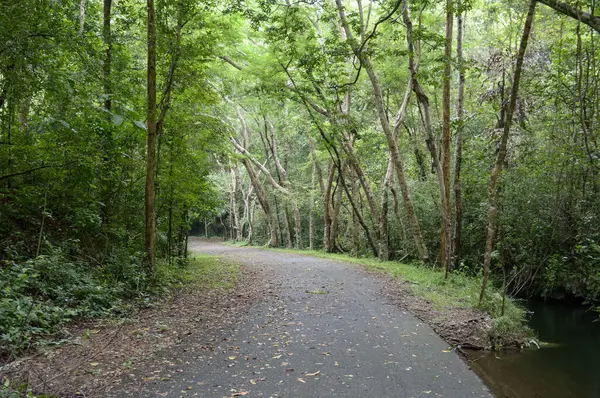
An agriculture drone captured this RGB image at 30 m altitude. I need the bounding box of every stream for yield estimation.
[467,300,600,398]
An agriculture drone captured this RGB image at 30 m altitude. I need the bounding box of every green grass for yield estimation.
[158,254,241,292]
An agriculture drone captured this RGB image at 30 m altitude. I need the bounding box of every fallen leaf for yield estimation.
[423,391,432,394]
[442,348,452,353]
[297,377,306,383]
[229,356,237,360]
[305,370,320,377]
[231,392,249,397]
[272,355,282,359]
[90,363,99,367]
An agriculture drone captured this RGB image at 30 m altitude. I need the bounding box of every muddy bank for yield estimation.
[380,277,492,350]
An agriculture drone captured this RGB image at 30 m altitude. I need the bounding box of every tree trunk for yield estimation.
[479,0,536,304]
[381,188,389,260]
[78,0,87,36]
[537,0,600,33]
[323,164,335,252]
[103,0,112,112]
[343,140,381,252]
[309,162,316,250]
[379,157,394,261]
[243,159,279,247]
[231,165,243,241]
[293,203,302,249]
[453,11,466,263]
[145,0,158,276]
[330,174,343,251]
[247,199,255,244]
[441,0,454,273]
[351,170,360,256]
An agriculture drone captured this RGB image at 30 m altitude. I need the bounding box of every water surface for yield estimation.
[469,300,600,398]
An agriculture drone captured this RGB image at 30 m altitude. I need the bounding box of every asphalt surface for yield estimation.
[145,240,492,398]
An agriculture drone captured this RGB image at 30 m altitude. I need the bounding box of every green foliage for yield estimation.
[489,315,531,348]
[0,249,145,356]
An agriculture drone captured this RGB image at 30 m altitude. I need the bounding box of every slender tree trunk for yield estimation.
[231,165,243,241]
[323,164,335,252]
[103,0,112,112]
[145,0,157,276]
[453,11,466,263]
[293,203,302,249]
[330,175,343,251]
[343,141,381,252]
[268,124,302,248]
[309,162,316,250]
[247,199,255,244]
[479,0,536,304]
[338,162,379,256]
[282,206,293,248]
[441,0,454,274]
[379,157,394,261]
[167,140,174,263]
[351,170,360,256]
[78,0,87,36]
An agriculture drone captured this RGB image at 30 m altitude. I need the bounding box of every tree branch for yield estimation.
[219,55,243,70]
[538,0,600,33]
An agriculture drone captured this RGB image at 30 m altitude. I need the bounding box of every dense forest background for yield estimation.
[1,0,599,356]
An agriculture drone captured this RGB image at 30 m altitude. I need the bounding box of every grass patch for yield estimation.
[159,254,240,292]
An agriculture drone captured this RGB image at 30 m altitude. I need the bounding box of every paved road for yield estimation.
[147,241,492,398]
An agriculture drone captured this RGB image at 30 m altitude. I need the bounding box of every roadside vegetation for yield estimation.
[1,252,242,396]
[0,253,239,360]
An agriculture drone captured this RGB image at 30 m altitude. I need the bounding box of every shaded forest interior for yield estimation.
[1,0,599,357]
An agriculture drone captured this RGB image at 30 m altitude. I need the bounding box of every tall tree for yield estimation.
[145,0,158,276]
[479,0,537,304]
[441,0,454,276]
[335,0,430,263]
[453,8,466,263]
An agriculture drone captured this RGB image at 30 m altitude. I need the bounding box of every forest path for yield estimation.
[133,239,491,398]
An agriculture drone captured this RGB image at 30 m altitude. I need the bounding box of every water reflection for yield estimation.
[467,300,600,398]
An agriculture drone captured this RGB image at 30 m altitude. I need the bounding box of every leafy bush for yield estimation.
[0,249,144,356]
[538,239,600,301]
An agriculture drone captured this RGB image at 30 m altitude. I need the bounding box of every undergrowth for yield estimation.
[0,250,239,360]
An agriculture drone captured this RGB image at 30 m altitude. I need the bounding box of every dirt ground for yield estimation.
[0,262,268,397]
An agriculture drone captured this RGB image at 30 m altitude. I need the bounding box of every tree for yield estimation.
[145,0,158,276]
[479,0,537,304]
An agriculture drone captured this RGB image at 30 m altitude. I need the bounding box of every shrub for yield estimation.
[0,250,138,357]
